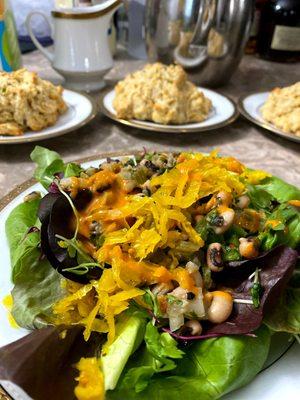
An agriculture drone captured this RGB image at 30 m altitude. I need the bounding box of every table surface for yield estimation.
[0,51,299,197]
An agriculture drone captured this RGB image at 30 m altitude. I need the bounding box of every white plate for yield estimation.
[0,154,299,399]
[0,90,97,144]
[100,88,238,133]
[238,92,300,144]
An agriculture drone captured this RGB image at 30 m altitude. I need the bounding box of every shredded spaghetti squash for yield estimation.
[51,150,271,350]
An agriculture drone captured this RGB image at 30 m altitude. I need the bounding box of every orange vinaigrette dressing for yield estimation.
[64,153,258,291]
[68,170,127,258]
[65,166,200,293]
[53,152,271,343]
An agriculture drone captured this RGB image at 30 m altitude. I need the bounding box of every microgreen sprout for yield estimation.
[56,234,94,263]
[294,334,300,345]
[233,298,254,305]
[250,267,263,308]
[62,262,102,276]
[132,156,137,166]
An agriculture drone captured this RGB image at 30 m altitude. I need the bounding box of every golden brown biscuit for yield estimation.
[261,82,300,137]
[0,122,23,136]
[113,63,212,125]
[0,69,67,135]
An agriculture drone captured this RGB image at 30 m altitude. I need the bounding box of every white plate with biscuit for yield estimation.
[101,87,238,133]
[0,90,96,145]
[238,91,300,144]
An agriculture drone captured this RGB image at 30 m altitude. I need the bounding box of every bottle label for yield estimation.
[271,25,300,51]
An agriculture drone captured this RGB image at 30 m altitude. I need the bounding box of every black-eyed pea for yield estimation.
[236,195,250,209]
[207,291,233,324]
[185,319,202,335]
[123,179,136,193]
[207,243,223,272]
[239,237,259,259]
[216,191,232,207]
[212,207,235,234]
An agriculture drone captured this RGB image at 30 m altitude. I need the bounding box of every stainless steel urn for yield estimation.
[145,0,253,86]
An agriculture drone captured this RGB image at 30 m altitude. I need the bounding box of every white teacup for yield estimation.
[26,0,121,91]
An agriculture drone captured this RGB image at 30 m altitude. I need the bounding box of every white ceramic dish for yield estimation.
[0,89,96,144]
[0,154,299,399]
[238,92,300,144]
[100,88,238,133]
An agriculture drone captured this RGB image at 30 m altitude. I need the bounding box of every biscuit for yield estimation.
[113,63,212,125]
[0,69,67,135]
[261,82,300,136]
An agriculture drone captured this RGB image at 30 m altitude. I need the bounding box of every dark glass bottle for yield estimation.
[245,0,267,54]
[257,0,300,62]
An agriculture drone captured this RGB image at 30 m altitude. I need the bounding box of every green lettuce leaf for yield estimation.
[259,204,300,250]
[119,346,175,394]
[6,196,62,328]
[108,326,271,400]
[121,364,156,394]
[248,176,300,250]
[10,231,41,283]
[11,257,63,329]
[247,184,275,210]
[5,198,41,282]
[114,323,184,394]
[31,146,65,188]
[5,198,40,257]
[256,176,300,203]
[101,313,147,391]
[145,323,184,363]
[64,162,83,178]
[30,146,82,188]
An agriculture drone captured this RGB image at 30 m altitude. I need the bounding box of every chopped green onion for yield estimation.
[133,165,148,185]
[195,218,208,241]
[250,268,263,308]
[166,295,183,306]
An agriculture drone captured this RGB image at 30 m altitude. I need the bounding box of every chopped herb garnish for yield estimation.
[167,295,183,306]
[250,268,263,308]
[143,288,161,317]
[91,234,105,249]
[195,218,208,241]
[223,245,241,262]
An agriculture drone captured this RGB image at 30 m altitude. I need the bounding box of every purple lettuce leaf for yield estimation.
[206,245,298,335]
[38,193,101,283]
[0,327,102,400]
[161,327,256,341]
[48,181,60,194]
